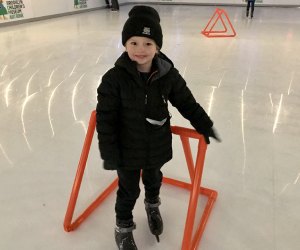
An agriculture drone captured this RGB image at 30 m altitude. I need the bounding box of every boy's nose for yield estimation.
[136,46,145,52]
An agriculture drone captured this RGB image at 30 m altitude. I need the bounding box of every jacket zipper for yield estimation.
[144,70,158,167]
[144,70,158,104]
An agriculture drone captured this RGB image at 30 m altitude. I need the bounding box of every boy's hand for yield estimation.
[203,127,221,144]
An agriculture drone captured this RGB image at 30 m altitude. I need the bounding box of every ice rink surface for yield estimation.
[0,4,300,250]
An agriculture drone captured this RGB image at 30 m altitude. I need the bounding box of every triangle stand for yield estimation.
[202,8,236,38]
[63,110,218,250]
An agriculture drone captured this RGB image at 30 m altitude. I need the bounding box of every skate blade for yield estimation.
[155,235,160,242]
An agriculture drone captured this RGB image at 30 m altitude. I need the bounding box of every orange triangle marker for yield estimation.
[202,8,236,38]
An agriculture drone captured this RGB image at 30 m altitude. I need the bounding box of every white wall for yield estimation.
[0,0,106,24]
[131,0,300,6]
[30,0,107,17]
[0,0,299,25]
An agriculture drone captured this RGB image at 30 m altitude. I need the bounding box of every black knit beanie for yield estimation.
[122,5,163,48]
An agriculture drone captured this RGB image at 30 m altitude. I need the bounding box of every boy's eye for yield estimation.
[130,42,137,45]
[146,43,153,46]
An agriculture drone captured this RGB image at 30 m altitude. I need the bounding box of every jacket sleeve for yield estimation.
[96,71,121,169]
[168,70,213,134]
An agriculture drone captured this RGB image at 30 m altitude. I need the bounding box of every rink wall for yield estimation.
[0,0,299,26]
[146,0,300,6]
[0,0,104,25]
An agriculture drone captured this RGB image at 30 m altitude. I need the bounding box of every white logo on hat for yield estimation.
[142,27,151,35]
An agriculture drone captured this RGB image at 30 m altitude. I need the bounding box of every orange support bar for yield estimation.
[64,111,218,249]
[63,110,118,232]
[202,8,236,38]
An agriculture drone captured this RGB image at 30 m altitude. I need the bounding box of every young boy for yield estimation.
[96,5,220,250]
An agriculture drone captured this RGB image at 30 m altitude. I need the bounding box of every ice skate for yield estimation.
[115,220,138,250]
[145,198,163,242]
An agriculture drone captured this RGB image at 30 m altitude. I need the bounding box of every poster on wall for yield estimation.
[0,0,32,21]
[74,0,88,9]
[0,0,10,20]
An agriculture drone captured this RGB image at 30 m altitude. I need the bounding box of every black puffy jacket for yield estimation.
[96,52,213,170]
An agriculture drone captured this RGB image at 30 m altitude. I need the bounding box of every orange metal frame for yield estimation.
[202,8,236,38]
[64,110,218,250]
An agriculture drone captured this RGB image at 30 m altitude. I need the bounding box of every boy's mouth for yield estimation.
[135,55,147,59]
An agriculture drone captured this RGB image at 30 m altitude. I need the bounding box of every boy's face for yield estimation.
[125,36,158,72]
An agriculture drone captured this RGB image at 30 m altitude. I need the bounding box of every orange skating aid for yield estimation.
[64,110,218,250]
